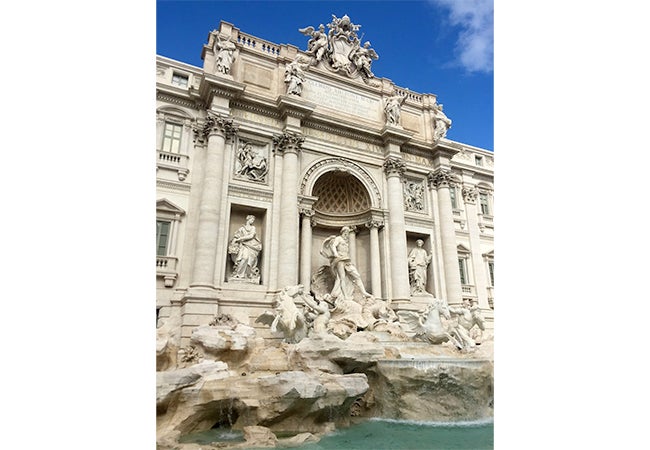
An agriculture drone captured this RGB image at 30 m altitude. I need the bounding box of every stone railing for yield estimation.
[393,87,423,104]
[461,284,475,296]
[157,150,190,181]
[157,256,178,288]
[236,31,280,56]
[156,256,177,272]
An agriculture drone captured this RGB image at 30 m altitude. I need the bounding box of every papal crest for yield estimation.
[298,14,379,84]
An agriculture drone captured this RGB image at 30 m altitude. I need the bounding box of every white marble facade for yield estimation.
[156,18,494,345]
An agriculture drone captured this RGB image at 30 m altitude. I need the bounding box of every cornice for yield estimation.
[157,179,191,192]
[156,90,200,110]
[228,183,274,202]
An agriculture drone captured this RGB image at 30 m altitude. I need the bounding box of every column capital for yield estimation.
[299,207,315,217]
[273,131,304,155]
[194,113,238,143]
[383,156,406,178]
[427,168,453,189]
[462,184,478,204]
[365,219,384,230]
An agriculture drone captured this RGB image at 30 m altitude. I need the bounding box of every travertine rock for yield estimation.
[190,324,257,360]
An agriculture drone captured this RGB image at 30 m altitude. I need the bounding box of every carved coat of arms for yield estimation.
[299,14,379,84]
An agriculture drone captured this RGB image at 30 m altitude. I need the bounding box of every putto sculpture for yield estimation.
[298,14,379,83]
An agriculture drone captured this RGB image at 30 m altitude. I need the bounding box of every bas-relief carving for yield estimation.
[235,141,269,182]
[403,179,425,212]
[408,239,431,294]
[227,214,262,283]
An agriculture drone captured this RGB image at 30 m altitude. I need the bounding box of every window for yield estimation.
[479,192,490,215]
[488,261,494,286]
[449,186,458,209]
[162,122,183,153]
[172,73,188,88]
[458,258,468,285]
[475,155,483,166]
[157,220,171,256]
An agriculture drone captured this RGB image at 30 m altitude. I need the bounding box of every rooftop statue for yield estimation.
[214,34,237,75]
[298,14,379,82]
[384,93,406,126]
[432,103,452,142]
[284,56,310,96]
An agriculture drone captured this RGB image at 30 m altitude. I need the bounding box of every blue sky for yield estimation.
[157,0,494,151]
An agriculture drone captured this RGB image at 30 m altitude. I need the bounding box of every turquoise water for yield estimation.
[298,419,493,450]
[180,418,493,449]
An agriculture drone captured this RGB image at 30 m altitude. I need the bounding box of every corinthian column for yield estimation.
[428,169,462,305]
[365,219,384,298]
[299,207,314,291]
[462,184,490,310]
[190,113,238,288]
[274,131,304,289]
[383,157,410,302]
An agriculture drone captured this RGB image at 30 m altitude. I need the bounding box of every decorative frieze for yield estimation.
[272,131,304,155]
[382,157,406,178]
[234,141,269,183]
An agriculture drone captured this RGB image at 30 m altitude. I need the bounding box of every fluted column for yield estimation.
[274,131,304,289]
[365,219,384,298]
[383,157,410,301]
[426,177,445,299]
[299,207,314,291]
[190,114,238,288]
[428,169,462,305]
[462,184,490,310]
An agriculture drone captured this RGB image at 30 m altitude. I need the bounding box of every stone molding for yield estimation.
[382,157,406,178]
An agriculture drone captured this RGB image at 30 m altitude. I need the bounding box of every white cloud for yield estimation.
[431,0,494,73]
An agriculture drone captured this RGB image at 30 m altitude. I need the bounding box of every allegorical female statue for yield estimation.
[408,239,432,294]
[228,215,262,282]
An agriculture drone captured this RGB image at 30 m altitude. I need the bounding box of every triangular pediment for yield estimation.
[482,249,494,258]
[157,198,185,215]
[457,243,471,254]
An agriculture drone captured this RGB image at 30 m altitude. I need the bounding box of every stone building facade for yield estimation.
[156,18,494,345]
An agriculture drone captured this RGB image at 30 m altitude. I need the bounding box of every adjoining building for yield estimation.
[156,16,494,346]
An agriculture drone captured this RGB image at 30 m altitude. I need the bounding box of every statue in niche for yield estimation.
[384,94,406,126]
[432,103,452,141]
[235,142,268,182]
[408,240,432,295]
[227,215,262,283]
[215,35,237,75]
[448,299,485,350]
[349,40,378,78]
[255,284,309,343]
[404,180,424,211]
[298,24,329,63]
[284,57,309,96]
[320,226,373,302]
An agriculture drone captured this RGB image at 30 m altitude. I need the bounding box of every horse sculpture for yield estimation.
[400,298,456,345]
